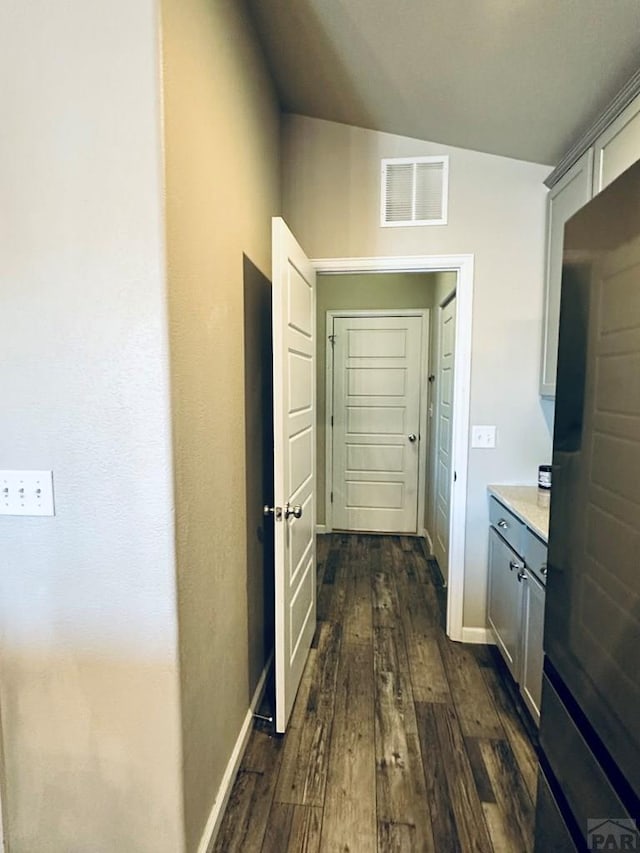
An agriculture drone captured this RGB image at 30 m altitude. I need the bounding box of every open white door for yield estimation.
[271,217,316,733]
[434,293,456,582]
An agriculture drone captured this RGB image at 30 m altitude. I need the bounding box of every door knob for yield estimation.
[263,505,283,521]
[408,433,417,442]
[284,503,303,520]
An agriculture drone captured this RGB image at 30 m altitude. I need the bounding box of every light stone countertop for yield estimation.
[488,484,550,542]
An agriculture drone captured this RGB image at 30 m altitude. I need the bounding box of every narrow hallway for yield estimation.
[215,534,537,852]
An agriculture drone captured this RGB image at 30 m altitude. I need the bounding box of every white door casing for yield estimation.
[331,314,425,533]
[272,217,316,733]
[313,255,473,644]
[433,294,456,581]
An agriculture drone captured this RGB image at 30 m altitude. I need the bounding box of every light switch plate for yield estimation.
[0,470,55,516]
[471,425,496,449]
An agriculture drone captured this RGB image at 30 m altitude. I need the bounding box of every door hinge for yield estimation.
[331,415,334,427]
[454,471,457,482]
[330,491,334,503]
[328,334,336,346]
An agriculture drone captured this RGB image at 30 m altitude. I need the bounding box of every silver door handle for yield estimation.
[497,519,509,529]
[517,568,528,583]
[284,503,302,520]
[408,434,417,442]
[263,505,283,521]
[509,559,524,571]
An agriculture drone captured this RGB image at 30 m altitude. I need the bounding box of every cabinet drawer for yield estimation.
[523,527,548,585]
[489,497,524,555]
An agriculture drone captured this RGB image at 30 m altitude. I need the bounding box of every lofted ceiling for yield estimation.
[246,0,640,166]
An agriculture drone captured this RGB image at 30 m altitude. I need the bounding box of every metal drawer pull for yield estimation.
[517,568,528,583]
[541,564,548,576]
[497,518,509,529]
[509,559,523,572]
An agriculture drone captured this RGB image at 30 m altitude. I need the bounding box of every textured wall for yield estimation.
[0,1,183,850]
[160,0,281,849]
[283,114,554,629]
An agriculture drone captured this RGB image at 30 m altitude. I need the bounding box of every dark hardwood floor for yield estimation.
[214,534,538,852]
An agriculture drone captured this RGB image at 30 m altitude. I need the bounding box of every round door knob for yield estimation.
[408,433,417,442]
[284,503,303,520]
[263,505,283,521]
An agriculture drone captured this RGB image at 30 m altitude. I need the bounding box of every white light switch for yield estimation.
[0,470,55,516]
[471,425,496,449]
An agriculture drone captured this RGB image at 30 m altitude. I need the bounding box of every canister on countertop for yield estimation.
[538,464,552,490]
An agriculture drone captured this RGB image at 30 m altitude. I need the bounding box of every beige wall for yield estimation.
[0,1,184,851]
[160,0,281,849]
[316,272,438,526]
[283,115,554,629]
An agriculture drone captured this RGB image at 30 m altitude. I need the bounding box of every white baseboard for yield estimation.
[421,529,434,554]
[198,652,273,853]
[316,524,327,534]
[461,627,495,645]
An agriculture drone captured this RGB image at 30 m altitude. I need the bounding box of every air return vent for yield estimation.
[381,156,449,227]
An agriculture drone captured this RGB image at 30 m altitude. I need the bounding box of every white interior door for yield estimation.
[434,294,456,580]
[332,314,423,533]
[271,217,316,733]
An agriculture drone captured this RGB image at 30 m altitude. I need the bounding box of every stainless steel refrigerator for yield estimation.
[535,160,640,850]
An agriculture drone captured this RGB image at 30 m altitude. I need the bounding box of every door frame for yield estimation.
[324,309,430,537]
[312,254,474,643]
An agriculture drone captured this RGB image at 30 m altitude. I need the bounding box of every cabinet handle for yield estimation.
[497,519,509,529]
[517,568,528,583]
[541,564,548,576]
[509,559,524,572]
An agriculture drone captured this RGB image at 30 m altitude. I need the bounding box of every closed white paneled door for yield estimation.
[271,217,316,733]
[434,294,456,581]
[331,315,423,533]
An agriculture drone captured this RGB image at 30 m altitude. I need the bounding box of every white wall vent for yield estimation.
[381,156,449,227]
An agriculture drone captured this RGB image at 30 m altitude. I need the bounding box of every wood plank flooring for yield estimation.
[214,534,538,853]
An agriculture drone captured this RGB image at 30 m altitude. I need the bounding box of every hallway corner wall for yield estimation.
[160,0,281,849]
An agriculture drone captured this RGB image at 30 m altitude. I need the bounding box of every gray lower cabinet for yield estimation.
[520,567,545,722]
[488,527,523,680]
[488,518,547,725]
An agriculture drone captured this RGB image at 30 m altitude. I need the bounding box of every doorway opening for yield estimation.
[312,255,473,643]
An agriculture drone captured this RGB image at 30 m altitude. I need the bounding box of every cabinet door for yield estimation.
[487,527,523,680]
[593,93,640,195]
[520,569,545,725]
[540,149,593,398]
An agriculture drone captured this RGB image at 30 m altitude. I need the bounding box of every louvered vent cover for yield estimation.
[381,156,448,227]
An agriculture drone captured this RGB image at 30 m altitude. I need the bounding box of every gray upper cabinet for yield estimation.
[540,149,593,398]
[593,92,640,195]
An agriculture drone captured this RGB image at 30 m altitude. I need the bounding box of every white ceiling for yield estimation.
[247,0,640,165]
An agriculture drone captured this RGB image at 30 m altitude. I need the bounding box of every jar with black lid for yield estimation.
[538,464,552,490]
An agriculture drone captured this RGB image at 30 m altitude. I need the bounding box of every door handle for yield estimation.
[263,505,283,521]
[408,433,417,443]
[284,503,302,520]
